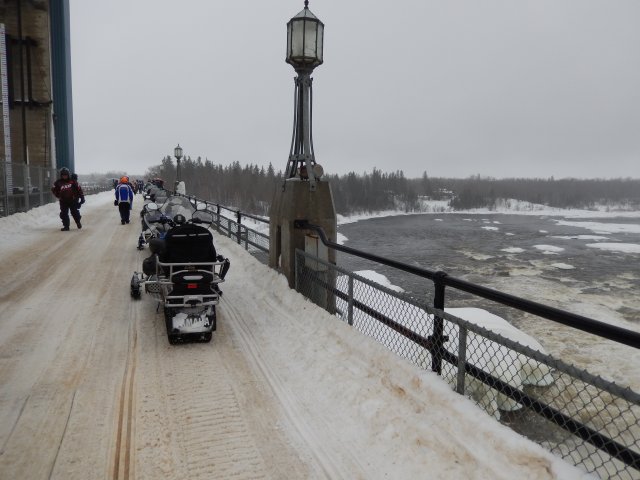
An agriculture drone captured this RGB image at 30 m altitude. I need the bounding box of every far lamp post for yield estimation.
[174,143,183,189]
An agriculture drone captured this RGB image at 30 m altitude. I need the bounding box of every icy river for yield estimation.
[337,212,640,389]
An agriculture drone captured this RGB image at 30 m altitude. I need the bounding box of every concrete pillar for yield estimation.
[269,178,337,289]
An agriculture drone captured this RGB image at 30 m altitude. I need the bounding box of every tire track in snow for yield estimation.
[220,295,368,479]
[112,315,138,480]
[151,327,269,479]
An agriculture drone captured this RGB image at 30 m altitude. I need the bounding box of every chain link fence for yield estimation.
[0,161,58,216]
[0,161,112,217]
[295,248,640,479]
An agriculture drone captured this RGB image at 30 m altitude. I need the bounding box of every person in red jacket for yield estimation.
[51,167,85,231]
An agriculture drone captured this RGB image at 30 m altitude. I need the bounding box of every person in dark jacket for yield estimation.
[52,167,84,231]
[115,176,135,224]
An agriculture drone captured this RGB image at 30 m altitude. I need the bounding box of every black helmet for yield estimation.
[60,167,70,176]
[173,214,186,225]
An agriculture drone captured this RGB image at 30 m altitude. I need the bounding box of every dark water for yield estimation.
[337,214,640,326]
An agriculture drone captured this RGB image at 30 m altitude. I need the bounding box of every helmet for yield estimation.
[120,176,129,183]
[173,214,186,225]
[60,167,70,176]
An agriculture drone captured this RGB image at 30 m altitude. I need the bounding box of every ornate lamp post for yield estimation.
[269,1,336,290]
[285,0,324,191]
[174,143,183,189]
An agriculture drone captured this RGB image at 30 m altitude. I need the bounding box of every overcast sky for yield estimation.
[69,0,640,179]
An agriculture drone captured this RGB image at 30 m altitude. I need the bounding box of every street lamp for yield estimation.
[285,0,324,191]
[268,0,336,288]
[174,143,183,189]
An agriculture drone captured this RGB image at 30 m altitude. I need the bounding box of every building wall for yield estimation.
[1,0,72,172]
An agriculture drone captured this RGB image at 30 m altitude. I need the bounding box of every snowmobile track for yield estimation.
[220,296,369,479]
[153,317,270,479]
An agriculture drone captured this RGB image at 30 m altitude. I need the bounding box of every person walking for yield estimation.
[115,176,135,224]
[52,167,84,231]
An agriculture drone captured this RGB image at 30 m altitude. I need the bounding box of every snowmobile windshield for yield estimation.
[159,196,196,220]
[153,189,169,205]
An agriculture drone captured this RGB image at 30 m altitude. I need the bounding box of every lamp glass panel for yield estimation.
[290,19,305,59]
[303,20,318,59]
[316,23,323,63]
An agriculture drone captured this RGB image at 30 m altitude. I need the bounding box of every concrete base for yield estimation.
[269,179,337,288]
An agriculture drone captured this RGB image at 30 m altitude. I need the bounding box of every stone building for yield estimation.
[0,0,74,186]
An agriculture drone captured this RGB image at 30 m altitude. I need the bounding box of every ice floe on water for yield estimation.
[539,230,549,233]
[355,270,405,292]
[336,232,348,245]
[551,263,575,270]
[533,245,565,254]
[551,235,609,241]
[481,226,499,231]
[586,243,640,254]
[501,247,525,254]
[555,220,640,235]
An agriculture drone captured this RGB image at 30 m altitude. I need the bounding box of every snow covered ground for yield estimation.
[0,191,587,479]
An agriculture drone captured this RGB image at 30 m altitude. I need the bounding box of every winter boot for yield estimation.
[61,226,70,231]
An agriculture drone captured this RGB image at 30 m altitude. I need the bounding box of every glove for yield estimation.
[114,200,118,206]
[79,197,85,204]
[129,204,133,210]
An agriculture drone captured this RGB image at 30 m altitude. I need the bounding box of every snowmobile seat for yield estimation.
[160,223,217,271]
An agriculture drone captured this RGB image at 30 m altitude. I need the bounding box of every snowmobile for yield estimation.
[136,188,178,249]
[137,200,172,249]
[131,196,230,344]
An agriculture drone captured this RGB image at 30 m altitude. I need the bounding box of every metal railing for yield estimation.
[294,248,640,479]
[179,195,270,262]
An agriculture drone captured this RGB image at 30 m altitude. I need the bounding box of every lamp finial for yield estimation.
[304,0,309,8]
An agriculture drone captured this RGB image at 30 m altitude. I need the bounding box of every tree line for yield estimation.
[144,157,640,215]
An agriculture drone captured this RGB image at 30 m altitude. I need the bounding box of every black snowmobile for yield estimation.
[131,196,230,344]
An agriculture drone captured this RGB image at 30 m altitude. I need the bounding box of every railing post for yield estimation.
[236,211,242,244]
[456,326,467,394]
[431,271,448,375]
[215,204,221,232]
[294,250,300,292]
[38,168,43,206]
[347,275,354,326]
[23,164,29,211]
[227,217,232,238]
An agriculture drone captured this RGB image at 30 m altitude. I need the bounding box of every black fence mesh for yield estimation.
[295,249,640,479]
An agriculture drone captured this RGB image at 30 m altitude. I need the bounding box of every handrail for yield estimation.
[294,219,640,350]
[181,194,269,224]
